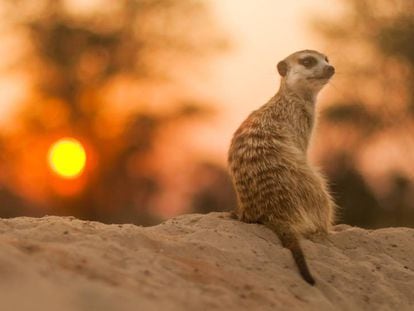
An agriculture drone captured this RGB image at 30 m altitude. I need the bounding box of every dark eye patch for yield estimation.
[299,56,317,68]
[325,56,329,63]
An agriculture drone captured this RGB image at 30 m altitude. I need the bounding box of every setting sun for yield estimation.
[48,138,87,179]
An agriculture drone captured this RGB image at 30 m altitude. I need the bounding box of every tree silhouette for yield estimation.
[313,0,414,227]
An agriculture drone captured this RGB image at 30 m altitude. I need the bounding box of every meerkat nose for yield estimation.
[324,65,335,78]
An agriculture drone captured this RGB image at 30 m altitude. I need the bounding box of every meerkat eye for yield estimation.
[325,56,329,63]
[299,56,317,68]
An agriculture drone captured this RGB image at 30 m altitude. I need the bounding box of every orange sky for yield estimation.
[0,0,342,126]
[0,0,344,164]
[180,0,343,163]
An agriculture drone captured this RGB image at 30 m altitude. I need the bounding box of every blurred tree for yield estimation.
[0,0,228,225]
[313,0,414,228]
[190,162,237,215]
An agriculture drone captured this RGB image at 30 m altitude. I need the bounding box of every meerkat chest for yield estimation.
[279,100,315,151]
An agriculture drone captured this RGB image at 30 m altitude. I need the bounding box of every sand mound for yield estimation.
[0,212,413,311]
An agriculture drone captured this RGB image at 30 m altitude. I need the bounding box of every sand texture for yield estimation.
[0,212,413,311]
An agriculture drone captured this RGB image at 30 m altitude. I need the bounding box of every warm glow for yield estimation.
[48,138,87,179]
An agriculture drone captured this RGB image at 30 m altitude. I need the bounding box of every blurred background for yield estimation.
[0,0,413,228]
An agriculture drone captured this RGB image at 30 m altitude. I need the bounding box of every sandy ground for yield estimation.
[0,212,413,311]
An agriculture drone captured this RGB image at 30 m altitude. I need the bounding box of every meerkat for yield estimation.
[228,50,336,285]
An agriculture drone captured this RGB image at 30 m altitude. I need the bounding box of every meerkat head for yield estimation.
[277,50,334,101]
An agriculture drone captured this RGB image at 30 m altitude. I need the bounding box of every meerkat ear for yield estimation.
[277,61,288,77]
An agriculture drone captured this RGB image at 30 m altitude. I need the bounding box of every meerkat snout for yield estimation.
[323,65,335,78]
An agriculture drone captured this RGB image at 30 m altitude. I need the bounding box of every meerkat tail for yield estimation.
[264,221,315,285]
